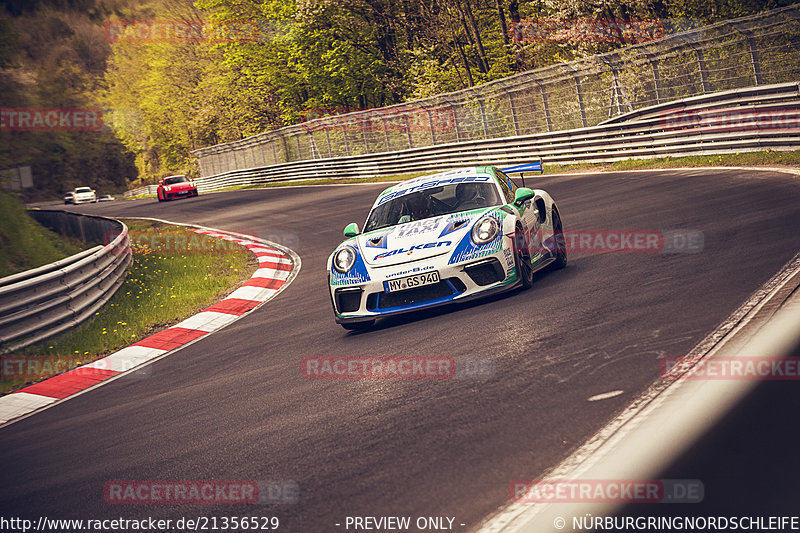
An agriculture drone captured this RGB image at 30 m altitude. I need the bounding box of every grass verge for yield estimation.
[2,219,257,394]
[0,191,87,278]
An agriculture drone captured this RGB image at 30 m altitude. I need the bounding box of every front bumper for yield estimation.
[330,246,519,324]
[163,188,197,199]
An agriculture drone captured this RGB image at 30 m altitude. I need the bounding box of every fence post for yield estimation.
[532,77,553,132]
[642,48,663,104]
[563,64,587,127]
[730,23,763,86]
[404,115,413,149]
[689,43,709,93]
[281,134,290,163]
[362,116,370,153]
[382,115,391,151]
[342,122,351,156]
[325,126,333,157]
[508,90,520,136]
[478,98,489,138]
[427,109,437,145]
[231,147,239,173]
[452,104,462,142]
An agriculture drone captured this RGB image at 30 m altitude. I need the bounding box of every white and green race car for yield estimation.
[327,165,567,330]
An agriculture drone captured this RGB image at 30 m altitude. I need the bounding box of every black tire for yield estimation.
[514,224,534,290]
[341,320,375,331]
[550,209,567,270]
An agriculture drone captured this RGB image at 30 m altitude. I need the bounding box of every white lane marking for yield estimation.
[587,390,624,402]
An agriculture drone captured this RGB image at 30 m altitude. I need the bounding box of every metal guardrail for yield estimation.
[190,4,800,176]
[123,185,158,198]
[0,211,132,353]
[184,82,800,193]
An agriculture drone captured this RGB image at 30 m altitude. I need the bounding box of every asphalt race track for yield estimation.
[2,169,800,531]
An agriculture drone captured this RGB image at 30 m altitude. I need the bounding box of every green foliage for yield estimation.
[0,4,138,201]
[3,0,793,190]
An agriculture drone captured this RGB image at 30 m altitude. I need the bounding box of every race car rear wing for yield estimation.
[500,159,543,187]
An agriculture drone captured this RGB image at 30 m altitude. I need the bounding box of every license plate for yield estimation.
[385,271,440,292]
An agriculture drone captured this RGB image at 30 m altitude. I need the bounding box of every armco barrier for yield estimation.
[0,211,132,353]
[181,82,800,194]
[122,185,158,198]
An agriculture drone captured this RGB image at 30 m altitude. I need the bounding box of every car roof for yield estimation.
[373,166,496,208]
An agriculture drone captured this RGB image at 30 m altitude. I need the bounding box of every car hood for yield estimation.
[358,209,492,268]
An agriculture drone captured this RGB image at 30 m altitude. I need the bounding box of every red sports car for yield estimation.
[157,175,198,202]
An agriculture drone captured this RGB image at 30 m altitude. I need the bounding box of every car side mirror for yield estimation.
[343,223,360,238]
[514,187,535,206]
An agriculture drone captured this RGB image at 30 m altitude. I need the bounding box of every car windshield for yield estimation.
[364,182,503,232]
[164,176,188,185]
[75,187,92,193]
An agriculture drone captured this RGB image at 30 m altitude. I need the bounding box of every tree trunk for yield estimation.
[459,0,490,73]
[496,0,509,45]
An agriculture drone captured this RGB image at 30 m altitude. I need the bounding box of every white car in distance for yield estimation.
[71,187,97,204]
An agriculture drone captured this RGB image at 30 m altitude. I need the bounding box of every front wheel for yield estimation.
[514,226,534,290]
[550,209,567,270]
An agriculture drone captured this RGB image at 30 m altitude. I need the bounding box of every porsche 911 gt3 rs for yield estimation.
[327,165,567,330]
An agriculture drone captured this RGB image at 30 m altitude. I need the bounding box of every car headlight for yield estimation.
[471,216,500,245]
[164,186,172,191]
[332,246,357,273]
